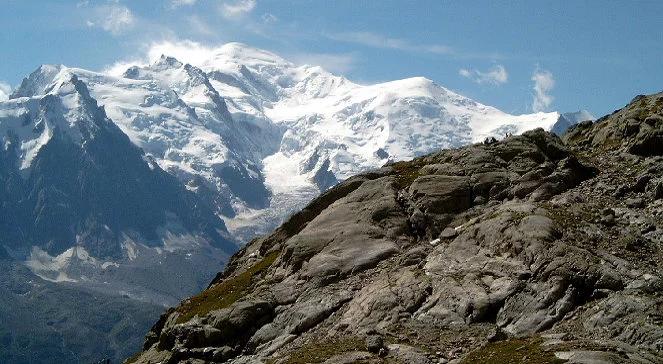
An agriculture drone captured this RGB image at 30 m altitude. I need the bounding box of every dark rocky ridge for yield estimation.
[129,92,663,364]
[1,75,236,259]
[0,75,239,363]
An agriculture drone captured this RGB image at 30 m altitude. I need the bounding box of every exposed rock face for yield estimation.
[0,73,237,363]
[129,92,663,363]
[0,75,236,259]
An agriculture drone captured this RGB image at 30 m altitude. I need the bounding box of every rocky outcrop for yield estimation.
[563,93,663,157]
[128,92,663,364]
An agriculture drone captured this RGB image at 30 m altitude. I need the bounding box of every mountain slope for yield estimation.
[13,61,280,219]
[0,70,237,362]
[130,91,663,364]
[0,258,161,364]
[2,69,235,262]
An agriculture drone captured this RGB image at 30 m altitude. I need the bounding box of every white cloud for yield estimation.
[290,53,356,74]
[0,82,11,101]
[103,40,229,74]
[261,13,277,24]
[85,2,135,35]
[221,0,256,18]
[186,15,215,36]
[102,4,135,35]
[145,40,221,66]
[531,69,555,112]
[326,31,505,60]
[103,59,147,77]
[170,0,197,8]
[459,65,508,86]
[327,31,453,55]
[103,40,357,77]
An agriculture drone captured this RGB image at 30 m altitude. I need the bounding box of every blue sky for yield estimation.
[1,0,662,116]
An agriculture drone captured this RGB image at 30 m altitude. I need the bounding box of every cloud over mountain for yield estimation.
[83,1,136,35]
[0,82,10,101]
[532,68,555,112]
[459,64,508,86]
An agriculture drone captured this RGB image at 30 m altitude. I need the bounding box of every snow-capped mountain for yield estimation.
[2,41,585,291]
[551,110,595,135]
[122,43,565,239]
[0,71,243,361]
[11,43,570,241]
[0,42,586,362]
[2,69,237,300]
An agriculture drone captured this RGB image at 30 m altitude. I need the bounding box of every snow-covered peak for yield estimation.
[0,71,113,171]
[11,64,67,98]
[209,41,354,98]
[190,42,295,87]
[10,64,103,106]
[188,42,354,107]
[154,54,185,69]
[214,42,291,67]
[561,110,595,123]
[124,55,190,83]
[124,56,215,108]
[125,55,185,81]
[81,42,571,239]
[377,76,441,94]
[551,110,595,135]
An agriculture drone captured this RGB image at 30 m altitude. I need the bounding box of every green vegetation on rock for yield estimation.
[276,336,367,364]
[391,159,426,189]
[175,250,280,323]
[460,338,566,364]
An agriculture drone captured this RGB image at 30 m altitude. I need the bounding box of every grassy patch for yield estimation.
[276,336,368,364]
[460,338,566,364]
[175,250,280,323]
[391,159,427,190]
[546,204,588,229]
[123,351,141,364]
[654,97,663,114]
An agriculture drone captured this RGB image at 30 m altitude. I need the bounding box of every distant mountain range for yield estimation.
[0,42,592,363]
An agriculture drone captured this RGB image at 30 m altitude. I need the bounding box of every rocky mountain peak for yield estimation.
[10,64,65,99]
[156,54,185,69]
[564,91,663,156]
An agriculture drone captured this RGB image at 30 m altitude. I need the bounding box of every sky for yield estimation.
[1,0,662,117]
